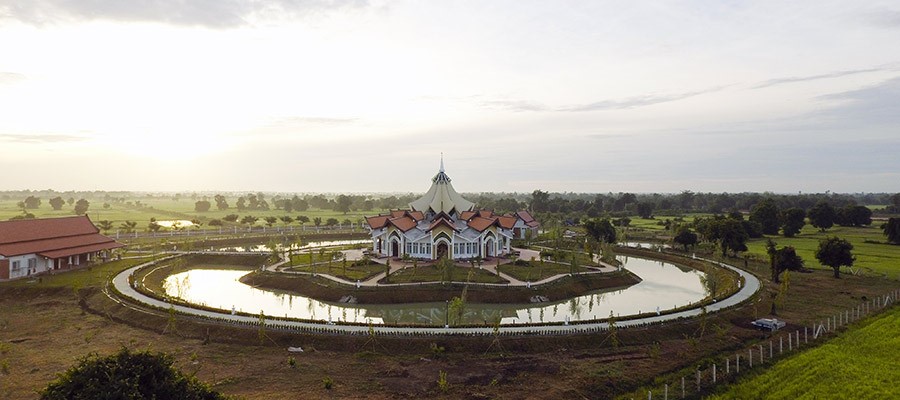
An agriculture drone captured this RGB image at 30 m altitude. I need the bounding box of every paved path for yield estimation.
[110,255,760,335]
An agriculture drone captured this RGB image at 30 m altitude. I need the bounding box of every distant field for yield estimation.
[710,305,900,399]
[744,225,900,278]
[0,196,389,231]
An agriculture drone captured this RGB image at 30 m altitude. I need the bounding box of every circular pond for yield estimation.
[162,256,711,326]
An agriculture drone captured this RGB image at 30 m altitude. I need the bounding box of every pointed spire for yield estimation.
[439,152,444,173]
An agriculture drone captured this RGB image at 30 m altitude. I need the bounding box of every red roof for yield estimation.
[426,217,457,232]
[459,211,476,221]
[409,211,425,221]
[478,210,494,218]
[365,215,390,229]
[516,210,535,223]
[388,216,417,232]
[390,210,407,218]
[0,216,123,257]
[467,217,497,232]
[497,216,517,229]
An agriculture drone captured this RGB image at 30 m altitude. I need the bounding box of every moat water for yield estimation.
[163,256,710,326]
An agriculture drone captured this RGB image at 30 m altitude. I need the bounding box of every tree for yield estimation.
[673,226,698,252]
[280,216,294,225]
[236,196,247,211]
[313,217,322,227]
[326,217,339,226]
[66,197,75,206]
[531,190,550,212]
[40,347,226,400]
[194,200,211,212]
[264,216,278,227]
[74,199,90,215]
[584,218,616,243]
[49,196,66,210]
[807,201,836,232]
[884,218,900,244]
[772,246,804,283]
[780,208,806,237]
[335,195,352,214]
[119,220,137,233]
[96,220,114,233]
[240,215,258,226]
[636,202,654,219]
[836,205,872,227]
[223,214,240,222]
[296,215,310,225]
[750,198,780,235]
[214,194,229,210]
[23,195,41,209]
[815,237,854,278]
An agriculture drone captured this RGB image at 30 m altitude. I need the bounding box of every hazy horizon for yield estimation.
[2,1,899,194]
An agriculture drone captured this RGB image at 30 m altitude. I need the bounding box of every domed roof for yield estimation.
[408,159,475,215]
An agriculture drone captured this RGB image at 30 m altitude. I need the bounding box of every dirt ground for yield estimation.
[1,259,896,399]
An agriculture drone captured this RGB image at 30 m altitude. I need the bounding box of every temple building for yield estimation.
[0,215,124,281]
[365,161,539,260]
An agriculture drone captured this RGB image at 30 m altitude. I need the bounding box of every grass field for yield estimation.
[386,264,508,284]
[287,260,385,281]
[744,225,900,278]
[709,305,900,399]
[0,196,389,231]
[498,261,594,281]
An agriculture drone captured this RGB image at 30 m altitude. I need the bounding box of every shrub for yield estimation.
[40,348,226,400]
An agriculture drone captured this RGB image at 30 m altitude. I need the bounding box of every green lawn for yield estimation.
[0,196,389,233]
[745,225,900,278]
[386,264,508,284]
[1,256,158,289]
[287,261,385,281]
[498,261,594,281]
[710,305,900,399]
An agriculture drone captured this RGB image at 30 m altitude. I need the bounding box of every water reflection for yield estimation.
[164,256,707,326]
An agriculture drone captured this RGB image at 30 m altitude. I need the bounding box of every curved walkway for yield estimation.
[110,254,760,336]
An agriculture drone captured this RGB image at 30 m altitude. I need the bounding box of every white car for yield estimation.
[751,318,786,331]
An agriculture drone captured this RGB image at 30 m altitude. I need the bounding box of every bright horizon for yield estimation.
[1,1,899,194]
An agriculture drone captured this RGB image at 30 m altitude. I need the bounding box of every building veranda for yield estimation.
[365,162,538,261]
[0,215,124,281]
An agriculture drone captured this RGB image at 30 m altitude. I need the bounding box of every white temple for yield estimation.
[365,161,539,260]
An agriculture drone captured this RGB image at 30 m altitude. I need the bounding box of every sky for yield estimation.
[1,0,899,194]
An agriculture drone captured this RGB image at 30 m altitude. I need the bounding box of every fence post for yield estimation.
[789,333,793,351]
[759,344,764,363]
[804,327,808,344]
[665,383,668,400]
[780,336,783,354]
[736,354,740,373]
[749,348,752,367]
[769,340,773,358]
[696,369,700,392]
[713,363,716,383]
[726,358,729,374]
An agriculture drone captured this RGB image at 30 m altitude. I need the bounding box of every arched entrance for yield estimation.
[391,240,399,257]
[436,242,449,259]
[485,238,495,257]
[376,239,382,254]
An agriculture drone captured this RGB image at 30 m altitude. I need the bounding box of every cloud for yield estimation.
[862,8,900,29]
[0,0,371,28]
[0,72,26,84]
[478,99,547,112]
[0,134,88,143]
[815,76,900,126]
[752,68,886,89]
[558,87,726,112]
[271,116,359,126]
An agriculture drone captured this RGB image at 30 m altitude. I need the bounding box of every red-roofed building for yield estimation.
[0,216,124,281]
[365,158,539,260]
